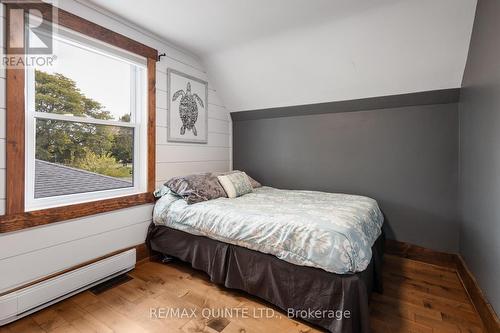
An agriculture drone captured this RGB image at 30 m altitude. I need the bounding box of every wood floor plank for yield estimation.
[82,300,150,333]
[3,317,45,333]
[1,256,486,333]
[31,308,69,332]
[384,261,463,289]
[45,324,81,333]
[371,293,443,321]
[440,311,484,329]
[370,306,434,333]
[382,267,464,292]
[69,292,101,310]
[382,273,470,303]
[68,313,114,333]
[370,317,392,333]
[51,300,85,324]
[383,282,477,316]
[413,313,464,333]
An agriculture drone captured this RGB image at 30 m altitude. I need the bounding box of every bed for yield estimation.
[147,185,384,333]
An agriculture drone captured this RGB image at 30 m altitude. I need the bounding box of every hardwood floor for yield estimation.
[1,255,485,333]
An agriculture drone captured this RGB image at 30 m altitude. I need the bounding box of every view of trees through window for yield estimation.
[35,70,134,181]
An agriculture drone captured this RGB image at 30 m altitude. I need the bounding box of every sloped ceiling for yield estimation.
[88,0,477,111]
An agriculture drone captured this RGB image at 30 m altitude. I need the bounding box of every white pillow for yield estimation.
[217,172,253,198]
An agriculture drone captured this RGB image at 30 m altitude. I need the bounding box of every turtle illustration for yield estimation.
[172,82,204,136]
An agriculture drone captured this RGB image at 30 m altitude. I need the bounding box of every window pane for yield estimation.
[34,35,136,122]
[34,119,134,199]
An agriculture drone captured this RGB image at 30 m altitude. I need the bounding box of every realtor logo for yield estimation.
[3,0,56,55]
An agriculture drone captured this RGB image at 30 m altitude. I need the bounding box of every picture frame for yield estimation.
[167,68,208,144]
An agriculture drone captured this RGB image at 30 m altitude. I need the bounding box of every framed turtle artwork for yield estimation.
[167,69,208,143]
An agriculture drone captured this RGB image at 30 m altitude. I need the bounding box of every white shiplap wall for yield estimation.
[155,58,232,189]
[0,0,231,293]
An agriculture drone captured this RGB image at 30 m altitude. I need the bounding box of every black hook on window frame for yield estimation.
[158,53,166,62]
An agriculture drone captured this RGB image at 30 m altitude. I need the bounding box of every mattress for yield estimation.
[153,186,384,274]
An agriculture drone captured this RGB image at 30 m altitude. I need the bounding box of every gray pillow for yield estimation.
[165,173,227,204]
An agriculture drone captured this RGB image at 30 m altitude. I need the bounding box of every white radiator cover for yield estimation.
[0,249,136,326]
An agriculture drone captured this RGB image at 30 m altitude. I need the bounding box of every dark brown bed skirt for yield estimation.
[147,224,384,333]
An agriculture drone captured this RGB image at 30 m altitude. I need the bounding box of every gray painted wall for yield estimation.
[459,0,500,314]
[233,103,459,252]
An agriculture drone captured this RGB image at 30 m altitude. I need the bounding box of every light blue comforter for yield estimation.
[153,186,383,274]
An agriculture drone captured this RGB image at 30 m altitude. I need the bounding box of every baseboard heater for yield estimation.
[0,249,136,326]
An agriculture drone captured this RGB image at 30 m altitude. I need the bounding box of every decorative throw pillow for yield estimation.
[217,172,253,198]
[247,175,262,188]
[216,170,262,188]
[165,172,227,204]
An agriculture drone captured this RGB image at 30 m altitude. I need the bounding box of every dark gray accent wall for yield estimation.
[233,99,459,252]
[459,0,500,314]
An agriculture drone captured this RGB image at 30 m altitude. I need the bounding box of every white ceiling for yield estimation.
[88,0,478,111]
[87,0,387,56]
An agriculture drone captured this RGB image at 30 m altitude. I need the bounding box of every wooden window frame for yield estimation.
[0,3,157,233]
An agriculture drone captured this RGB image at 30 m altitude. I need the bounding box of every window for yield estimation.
[24,24,148,210]
[2,3,157,232]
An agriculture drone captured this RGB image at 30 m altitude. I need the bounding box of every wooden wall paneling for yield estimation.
[147,58,156,193]
[0,193,153,233]
[5,4,25,214]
